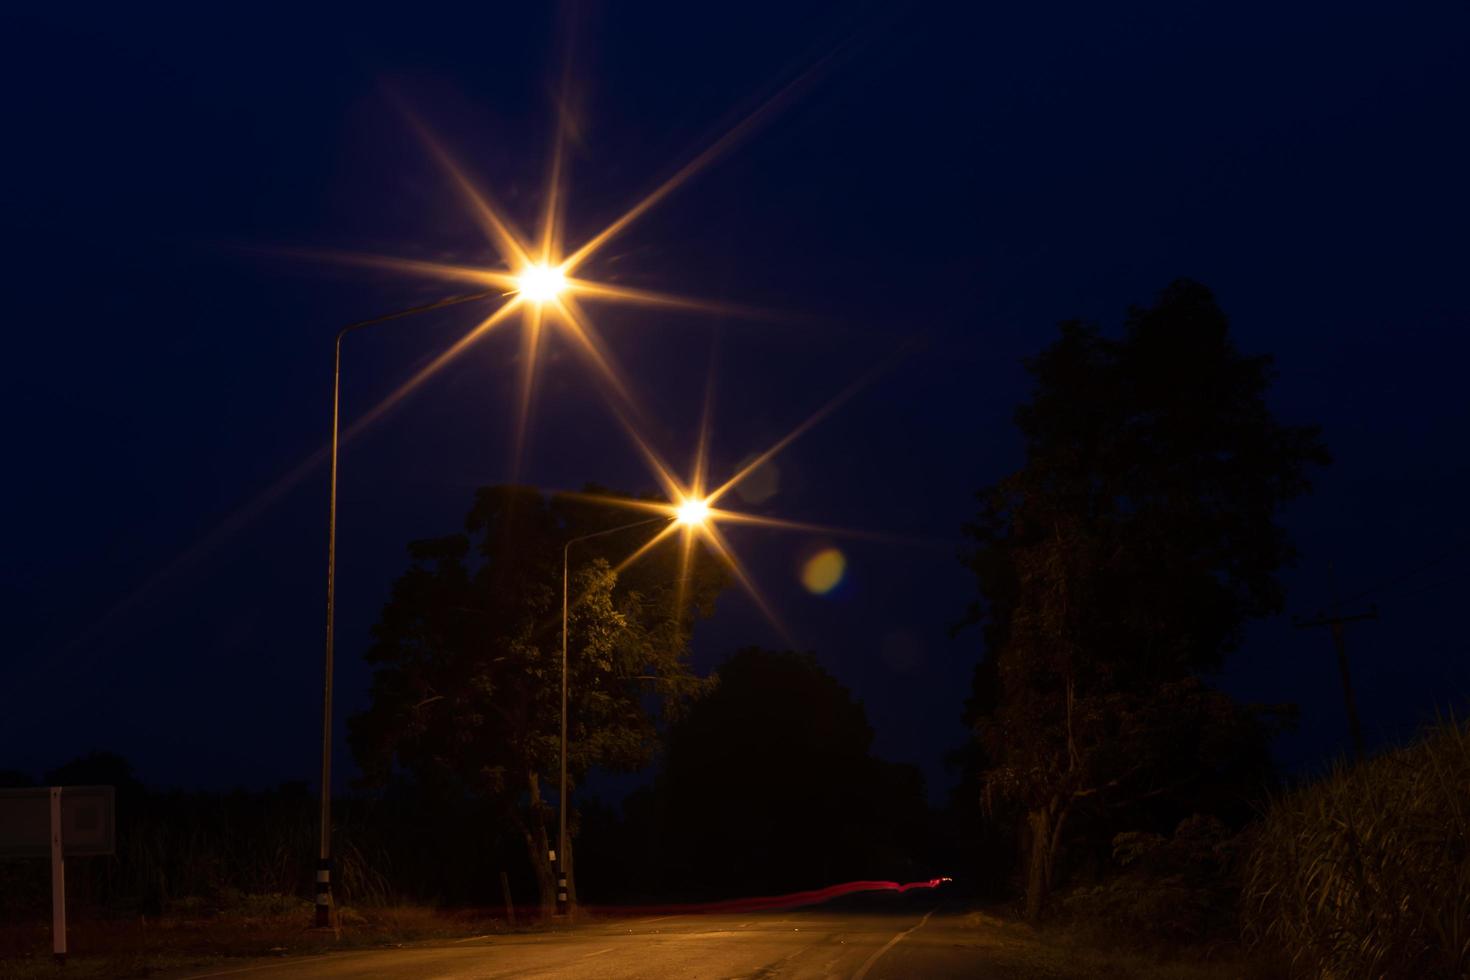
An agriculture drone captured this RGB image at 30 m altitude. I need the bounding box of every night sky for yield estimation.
[3,2,1467,802]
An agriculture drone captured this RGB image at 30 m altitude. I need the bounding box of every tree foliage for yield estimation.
[348,484,727,911]
[961,280,1327,920]
[653,648,930,895]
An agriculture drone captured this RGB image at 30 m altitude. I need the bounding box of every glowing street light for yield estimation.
[567,358,907,649]
[517,263,567,304]
[306,94,796,483]
[675,496,710,526]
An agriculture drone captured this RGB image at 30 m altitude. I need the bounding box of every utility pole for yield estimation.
[316,288,500,928]
[1294,606,1377,764]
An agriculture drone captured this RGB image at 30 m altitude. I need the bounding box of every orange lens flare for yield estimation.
[801,547,846,594]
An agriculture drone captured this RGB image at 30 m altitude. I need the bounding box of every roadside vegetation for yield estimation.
[1242,719,1470,979]
[952,282,1469,977]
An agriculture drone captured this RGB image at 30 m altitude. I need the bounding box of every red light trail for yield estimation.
[587,878,951,918]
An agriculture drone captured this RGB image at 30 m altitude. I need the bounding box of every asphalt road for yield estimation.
[168,893,1067,979]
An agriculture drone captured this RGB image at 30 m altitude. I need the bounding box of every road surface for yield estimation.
[167,893,1072,979]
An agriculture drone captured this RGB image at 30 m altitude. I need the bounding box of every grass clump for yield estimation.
[1242,719,1470,979]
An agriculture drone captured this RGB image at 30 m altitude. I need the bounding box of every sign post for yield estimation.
[0,785,115,961]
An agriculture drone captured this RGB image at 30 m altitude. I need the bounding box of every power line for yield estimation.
[1328,541,1465,610]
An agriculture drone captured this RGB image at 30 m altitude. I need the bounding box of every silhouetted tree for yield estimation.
[961,280,1326,922]
[655,648,929,895]
[349,485,727,913]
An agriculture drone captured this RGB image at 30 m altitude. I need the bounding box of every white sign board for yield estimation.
[0,786,115,962]
[0,785,115,857]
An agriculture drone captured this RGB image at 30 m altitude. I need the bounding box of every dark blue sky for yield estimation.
[2,1,1467,800]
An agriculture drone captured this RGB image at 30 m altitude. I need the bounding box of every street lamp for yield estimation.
[675,497,710,526]
[316,288,499,928]
[516,263,567,304]
[554,505,706,915]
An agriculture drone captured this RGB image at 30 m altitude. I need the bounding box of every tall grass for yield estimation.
[1242,719,1470,979]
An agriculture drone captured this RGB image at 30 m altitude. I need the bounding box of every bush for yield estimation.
[1060,814,1244,946]
[1242,720,1470,979]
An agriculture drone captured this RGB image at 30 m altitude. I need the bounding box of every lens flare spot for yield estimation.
[731,453,780,504]
[800,547,846,594]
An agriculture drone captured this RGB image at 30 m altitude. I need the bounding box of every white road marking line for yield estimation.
[452,933,496,943]
[581,946,616,957]
[851,907,937,980]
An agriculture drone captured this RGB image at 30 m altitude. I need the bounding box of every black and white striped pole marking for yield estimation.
[315,857,331,926]
[551,847,568,915]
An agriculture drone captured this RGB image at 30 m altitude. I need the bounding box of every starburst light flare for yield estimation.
[561,355,913,644]
[301,60,822,477]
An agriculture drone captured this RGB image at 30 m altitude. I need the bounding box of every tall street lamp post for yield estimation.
[316,288,498,928]
[556,517,668,915]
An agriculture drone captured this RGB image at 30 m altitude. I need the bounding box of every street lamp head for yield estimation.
[518,263,566,303]
[676,497,710,526]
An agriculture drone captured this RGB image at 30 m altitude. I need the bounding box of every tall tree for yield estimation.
[961,280,1327,921]
[654,648,929,895]
[349,485,726,913]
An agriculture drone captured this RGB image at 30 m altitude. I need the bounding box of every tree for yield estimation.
[349,484,727,914]
[653,648,929,896]
[961,280,1327,921]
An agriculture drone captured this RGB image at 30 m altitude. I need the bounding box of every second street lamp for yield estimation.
[555,499,710,915]
[553,513,674,914]
[556,516,665,916]
[316,287,499,928]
